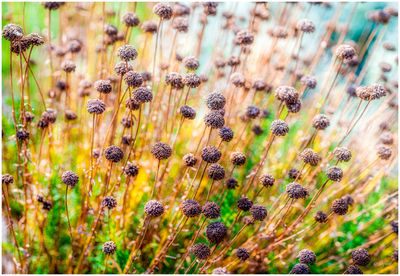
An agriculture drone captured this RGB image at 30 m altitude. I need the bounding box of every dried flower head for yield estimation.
[230,72,246,87]
[334,147,352,162]
[352,249,371,266]
[133,87,153,103]
[344,265,363,274]
[165,72,184,89]
[235,29,254,45]
[191,243,211,260]
[286,182,308,199]
[181,199,202,217]
[62,171,79,188]
[291,263,310,274]
[122,12,140,27]
[2,174,14,185]
[104,145,124,163]
[141,21,158,33]
[326,166,343,182]
[206,92,226,110]
[226,177,238,190]
[102,196,117,209]
[61,60,76,73]
[207,163,225,180]
[114,61,133,75]
[230,152,246,166]
[212,267,230,274]
[117,45,138,61]
[151,142,172,160]
[201,146,222,163]
[183,56,199,71]
[102,241,117,255]
[298,249,316,265]
[218,126,234,142]
[153,3,173,20]
[331,198,348,215]
[335,44,356,61]
[144,200,164,217]
[2,23,23,41]
[94,80,112,94]
[124,162,139,177]
[271,120,289,136]
[179,105,196,119]
[380,131,394,145]
[124,71,143,87]
[172,16,189,32]
[237,197,253,211]
[288,168,302,180]
[183,153,197,167]
[312,114,330,130]
[202,202,221,219]
[250,204,267,221]
[183,73,201,88]
[275,86,299,104]
[204,111,225,129]
[300,148,321,166]
[16,129,30,141]
[236,247,250,261]
[259,173,275,187]
[377,144,392,160]
[314,211,328,223]
[206,221,227,244]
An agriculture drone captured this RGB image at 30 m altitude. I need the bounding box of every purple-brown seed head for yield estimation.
[331,198,348,215]
[104,145,124,162]
[144,200,164,217]
[151,142,172,160]
[181,199,202,217]
[62,171,79,188]
[202,201,221,219]
[206,221,227,244]
[352,249,371,266]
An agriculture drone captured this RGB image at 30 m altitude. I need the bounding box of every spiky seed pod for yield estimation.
[201,146,221,163]
[206,221,227,244]
[183,56,199,71]
[212,267,230,274]
[250,204,267,221]
[335,44,356,61]
[312,114,330,130]
[102,241,117,255]
[124,71,143,87]
[300,75,317,89]
[172,16,189,32]
[61,171,79,188]
[144,200,164,217]
[204,111,225,129]
[226,177,238,190]
[151,142,172,160]
[61,60,76,73]
[183,73,201,88]
[141,21,158,33]
[93,80,112,94]
[124,162,139,177]
[16,129,29,141]
[102,196,117,210]
[326,166,343,182]
[237,197,253,211]
[2,23,23,41]
[343,195,354,206]
[207,164,225,180]
[191,243,211,260]
[179,105,196,119]
[153,3,173,19]
[298,249,316,265]
[37,119,49,129]
[300,148,321,166]
[202,202,221,219]
[344,265,363,274]
[122,12,140,27]
[230,152,246,166]
[271,120,289,136]
[235,29,254,45]
[42,109,57,124]
[334,147,352,162]
[314,211,328,223]
[246,105,260,119]
[356,86,373,101]
[42,201,53,211]
[291,263,310,274]
[390,220,398,233]
[125,97,140,110]
[132,87,153,103]
[377,144,392,160]
[165,72,184,89]
[230,72,246,87]
[297,19,315,33]
[288,168,301,180]
[67,39,81,53]
[286,182,308,199]
[183,153,197,167]
[9,37,29,54]
[331,198,348,215]
[259,173,275,187]
[181,199,202,217]
[117,45,137,62]
[114,62,133,75]
[206,92,226,110]
[286,100,301,113]
[2,174,14,185]
[275,86,299,104]
[218,126,234,142]
[352,249,371,266]
[380,131,394,145]
[236,247,250,261]
[103,146,123,163]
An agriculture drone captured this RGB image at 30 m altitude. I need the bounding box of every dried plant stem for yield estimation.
[65,186,73,244]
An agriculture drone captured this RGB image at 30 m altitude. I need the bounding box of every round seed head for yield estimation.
[153,3,173,19]
[133,87,153,103]
[286,182,308,199]
[117,45,138,61]
[377,144,392,160]
[94,80,112,94]
[379,61,392,72]
[246,105,260,119]
[206,221,227,244]
[252,125,264,136]
[183,73,201,88]
[202,202,221,219]
[124,71,143,87]
[102,241,117,255]
[225,177,238,190]
[207,164,225,180]
[380,131,394,145]
[344,265,363,274]
[250,204,267,221]
[179,105,196,119]
[218,126,234,142]
[2,23,23,41]
[26,33,44,46]
[326,166,343,182]
[124,162,139,177]
[235,29,254,45]
[286,100,301,113]
[125,97,141,110]
[64,110,77,121]
[352,249,371,266]
[230,152,246,166]
[141,71,152,82]
[369,83,387,100]
[203,2,218,16]
[298,249,316,265]
[144,200,164,217]
[212,267,230,274]
[237,197,253,211]
[122,135,133,146]
[10,37,31,54]
[2,174,14,185]
[41,109,57,124]
[297,19,315,33]
[62,171,79,188]
[312,114,330,130]
[141,21,158,33]
[390,220,398,233]
[114,61,133,75]
[331,198,348,215]
[191,243,211,260]
[291,263,310,274]
[300,75,317,89]
[172,16,189,32]
[356,86,373,101]
[259,173,275,187]
[227,55,240,66]
[61,60,76,73]
[201,146,221,163]
[335,44,356,61]
[288,168,302,180]
[347,85,357,97]
[121,116,133,128]
[181,199,202,217]
[165,72,184,89]
[271,26,288,38]
[236,247,250,261]
[183,153,197,167]
[183,56,199,71]
[103,145,123,163]
[206,92,226,110]
[271,120,289,136]
[173,3,190,16]
[122,12,140,27]
[24,111,35,123]
[334,147,352,162]
[16,129,29,141]
[204,111,225,129]
[42,200,53,211]
[275,86,299,104]
[300,148,321,166]
[343,195,354,206]
[314,211,328,223]
[151,142,172,160]
[102,196,117,209]
[230,72,245,87]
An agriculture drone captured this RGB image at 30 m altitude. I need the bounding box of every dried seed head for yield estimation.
[151,142,172,160]
[331,198,348,215]
[298,249,316,265]
[250,204,267,221]
[203,2,218,16]
[117,45,138,61]
[212,267,230,274]
[104,145,124,162]
[2,23,23,41]
[153,3,173,20]
[183,56,199,71]
[183,153,197,167]
[104,24,118,36]
[334,147,352,162]
[218,126,234,142]
[379,61,392,72]
[346,85,357,97]
[235,29,254,45]
[288,168,302,180]
[271,120,289,136]
[179,105,196,119]
[352,249,371,266]
[206,92,226,110]
[297,19,315,33]
[122,135,133,146]
[202,202,221,219]
[24,111,35,123]
[380,131,394,145]
[191,243,211,260]
[133,87,153,103]
[259,173,275,187]
[275,86,299,104]
[26,33,44,46]
[377,144,392,160]
[122,12,140,27]
[201,146,221,163]
[226,177,238,190]
[326,166,343,182]
[181,199,202,217]
[237,197,253,211]
[42,2,64,9]
[246,105,260,119]
[252,79,267,91]
[356,86,373,101]
[125,97,141,110]
[42,109,57,124]
[165,72,184,89]
[300,148,321,166]
[343,194,354,206]
[227,55,240,66]
[102,241,117,255]
[183,73,201,88]
[124,162,139,177]
[286,100,301,113]
[230,72,246,87]
[207,163,225,180]
[206,221,227,244]
[236,247,250,261]
[61,60,76,73]
[390,220,398,233]
[393,249,398,262]
[141,71,152,82]
[124,71,143,87]
[271,26,288,38]
[173,3,190,16]
[144,200,164,217]
[102,196,117,210]
[2,174,14,185]
[141,21,158,33]
[114,61,133,75]
[312,114,330,130]
[291,263,310,274]
[172,17,189,32]
[344,265,363,274]
[10,36,30,54]
[286,182,308,199]
[204,111,225,129]
[121,116,133,128]
[94,80,112,94]
[64,110,77,121]
[230,152,246,166]
[314,211,328,223]
[252,125,264,136]
[16,129,30,141]
[61,171,79,188]
[68,39,82,53]
[335,44,356,61]
[369,83,387,99]
[42,200,53,211]
[300,75,317,89]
